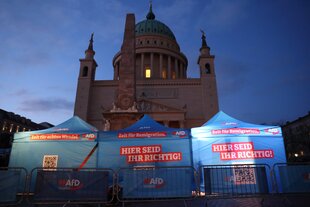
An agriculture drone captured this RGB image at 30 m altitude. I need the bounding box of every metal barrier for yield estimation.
[0,167,27,206]
[273,162,310,193]
[200,164,271,198]
[117,166,198,202]
[28,167,115,205]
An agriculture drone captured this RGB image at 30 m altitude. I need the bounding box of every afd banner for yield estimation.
[98,138,192,171]
[278,165,310,193]
[0,171,21,202]
[204,166,269,194]
[122,167,192,198]
[192,137,286,169]
[34,170,109,201]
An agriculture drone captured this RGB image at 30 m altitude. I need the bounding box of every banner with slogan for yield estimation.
[120,145,182,163]
[34,170,109,201]
[30,133,97,141]
[97,138,192,171]
[212,142,274,160]
[192,137,286,168]
[122,167,193,198]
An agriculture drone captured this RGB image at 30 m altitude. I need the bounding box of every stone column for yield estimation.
[159,54,163,78]
[150,52,154,78]
[175,58,179,79]
[168,56,171,79]
[180,63,184,79]
[140,53,144,78]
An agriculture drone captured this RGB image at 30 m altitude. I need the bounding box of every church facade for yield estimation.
[74,4,219,131]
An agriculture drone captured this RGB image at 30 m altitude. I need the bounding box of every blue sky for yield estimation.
[0,0,309,125]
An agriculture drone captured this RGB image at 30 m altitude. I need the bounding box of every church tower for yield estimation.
[197,31,219,119]
[74,34,98,121]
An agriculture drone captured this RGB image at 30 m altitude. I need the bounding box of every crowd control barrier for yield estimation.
[28,167,115,205]
[0,167,27,206]
[201,164,271,197]
[117,166,198,202]
[273,162,310,193]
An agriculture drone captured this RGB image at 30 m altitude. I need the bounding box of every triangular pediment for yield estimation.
[137,98,186,113]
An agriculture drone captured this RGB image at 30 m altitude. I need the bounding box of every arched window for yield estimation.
[205,63,211,74]
[82,66,88,77]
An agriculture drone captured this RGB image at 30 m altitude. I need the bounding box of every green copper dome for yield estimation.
[135,3,176,40]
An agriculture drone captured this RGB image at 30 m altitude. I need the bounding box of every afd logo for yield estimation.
[222,122,237,126]
[58,179,84,191]
[172,131,187,138]
[264,128,280,135]
[143,177,165,188]
[82,133,96,140]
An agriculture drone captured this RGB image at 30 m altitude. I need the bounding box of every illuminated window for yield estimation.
[162,69,167,79]
[16,126,20,132]
[145,67,151,78]
[9,124,13,133]
[2,122,6,131]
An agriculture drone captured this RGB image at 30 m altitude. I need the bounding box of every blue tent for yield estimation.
[9,116,98,174]
[191,111,287,192]
[97,115,191,170]
[97,115,193,198]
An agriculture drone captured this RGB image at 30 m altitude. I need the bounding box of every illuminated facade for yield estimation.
[0,108,49,166]
[74,4,219,130]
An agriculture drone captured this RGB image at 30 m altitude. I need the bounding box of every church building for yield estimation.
[74,4,219,130]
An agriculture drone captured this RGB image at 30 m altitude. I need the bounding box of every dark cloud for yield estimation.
[19,98,74,112]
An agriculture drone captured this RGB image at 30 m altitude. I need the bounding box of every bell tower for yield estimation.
[197,30,219,119]
[74,33,98,121]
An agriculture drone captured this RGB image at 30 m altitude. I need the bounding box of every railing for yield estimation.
[28,167,115,205]
[1,164,310,205]
[117,166,198,202]
[273,162,310,193]
[200,164,271,198]
[0,167,27,206]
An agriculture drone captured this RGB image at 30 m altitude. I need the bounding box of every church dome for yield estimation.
[135,3,176,41]
[135,19,176,40]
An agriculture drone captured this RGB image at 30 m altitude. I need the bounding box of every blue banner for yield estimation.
[279,165,310,193]
[122,167,192,199]
[34,170,109,201]
[0,170,21,202]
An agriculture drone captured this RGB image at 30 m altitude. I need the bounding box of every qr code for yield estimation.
[42,155,58,170]
[233,167,256,185]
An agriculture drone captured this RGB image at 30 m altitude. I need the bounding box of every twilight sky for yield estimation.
[0,0,309,126]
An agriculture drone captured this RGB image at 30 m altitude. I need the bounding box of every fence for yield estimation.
[1,164,310,205]
[200,164,271,197]
[28,167,115,205]
[117,166,198,202]
[0,167,27,206]
[273,162,310,193]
